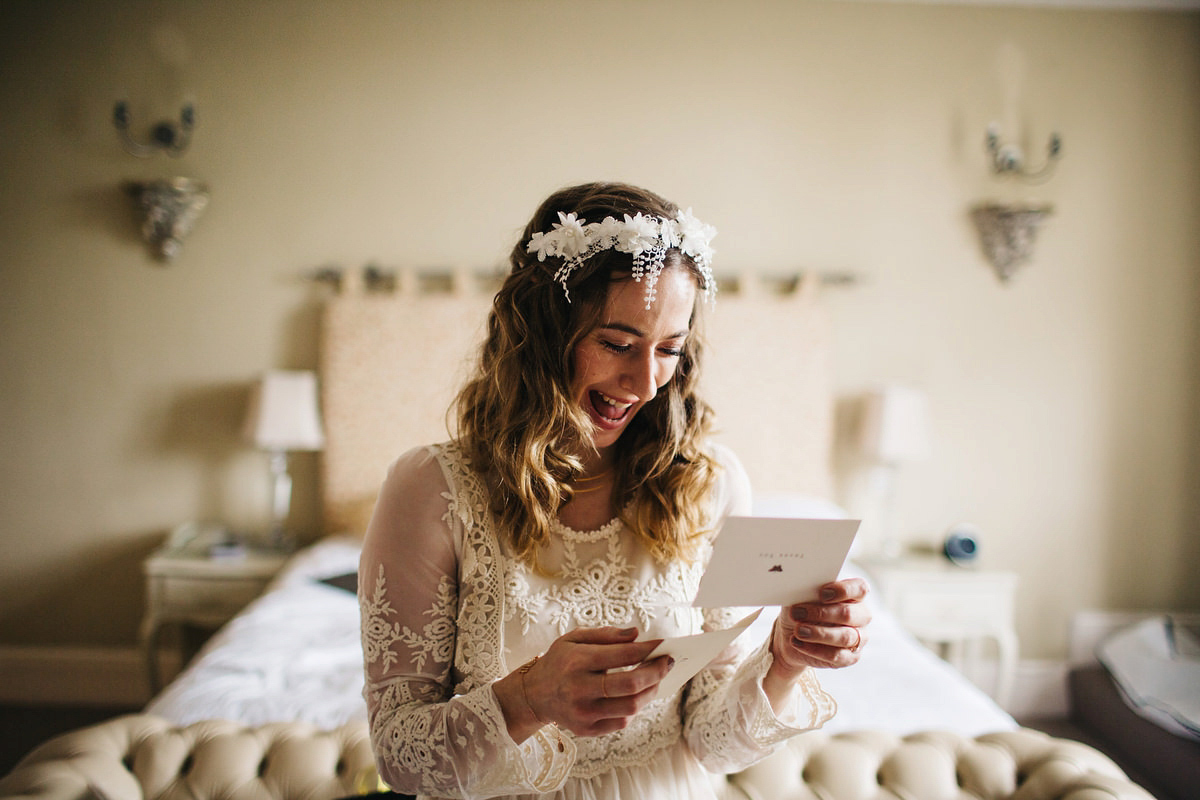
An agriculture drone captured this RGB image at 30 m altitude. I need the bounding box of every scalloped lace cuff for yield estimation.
[742,641,838,746]
[484,685,576,793]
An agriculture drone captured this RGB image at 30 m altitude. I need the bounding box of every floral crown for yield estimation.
[526,208,717,307]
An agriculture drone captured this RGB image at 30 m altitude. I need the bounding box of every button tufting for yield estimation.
[0,717,1154,800]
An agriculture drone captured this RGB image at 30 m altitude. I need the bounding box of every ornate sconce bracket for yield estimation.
[124,178,209,261]
[970,203,1053,283]
[986,123,1061,183]
[113,101,195,158]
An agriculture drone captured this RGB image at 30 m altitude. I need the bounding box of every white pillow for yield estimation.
[751,492,848,520]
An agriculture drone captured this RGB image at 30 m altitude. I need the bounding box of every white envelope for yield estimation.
[691,517,859,608]
[643,609,763,699]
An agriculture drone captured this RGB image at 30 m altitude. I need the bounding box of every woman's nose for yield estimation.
[622,352,658,401]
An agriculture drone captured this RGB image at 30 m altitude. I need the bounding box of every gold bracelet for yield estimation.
[519,655,548,726]
[518,655,566,752]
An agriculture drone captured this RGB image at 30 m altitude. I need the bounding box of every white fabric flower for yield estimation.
[526,231,552,261]
[617,213,661,256]
[595,215,624,247]
[552,212,590,259]
[675,208,717,262]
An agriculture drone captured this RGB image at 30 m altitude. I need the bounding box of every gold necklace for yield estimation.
[568,471,612,494]
[570,482,610,494]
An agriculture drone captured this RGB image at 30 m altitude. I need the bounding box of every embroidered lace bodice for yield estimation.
[358,443,836,800]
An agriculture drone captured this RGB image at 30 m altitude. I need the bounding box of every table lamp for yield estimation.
[857,385,931,559]
[242,370,325,549]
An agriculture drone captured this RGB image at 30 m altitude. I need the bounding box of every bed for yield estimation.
[1,275,1154,800]
[143,535,1020,738]
[144,274,1016,738]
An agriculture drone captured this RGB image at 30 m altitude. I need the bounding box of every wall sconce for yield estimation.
[985,123,1061,183]
[970,124,1062,282]
[124,178,209,261]
[970,203,1053,283]
[113,100,207,260]
[112,100,195,158]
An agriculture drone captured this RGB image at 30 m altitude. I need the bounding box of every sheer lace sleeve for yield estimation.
[359,447,571,798]
[680,445,838,774]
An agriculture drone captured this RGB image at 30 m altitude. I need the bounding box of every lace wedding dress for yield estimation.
[358,442,836,800]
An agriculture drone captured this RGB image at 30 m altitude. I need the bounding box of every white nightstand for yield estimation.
[140,522,291,692]
[859,555,1019,708]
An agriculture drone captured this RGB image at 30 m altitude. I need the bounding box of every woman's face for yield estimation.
[570,266,698,456]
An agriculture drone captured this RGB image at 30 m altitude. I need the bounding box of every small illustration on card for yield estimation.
[691,517,860,608]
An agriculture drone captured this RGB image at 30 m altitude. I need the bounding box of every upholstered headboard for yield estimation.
[319,273,833,534]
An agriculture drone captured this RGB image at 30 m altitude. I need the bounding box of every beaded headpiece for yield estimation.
[526,209,717,307]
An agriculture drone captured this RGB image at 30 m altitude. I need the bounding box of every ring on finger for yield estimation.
[601,671,609,699]
[848,627,862,652]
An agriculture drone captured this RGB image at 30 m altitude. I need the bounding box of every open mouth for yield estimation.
[589,390,633,425]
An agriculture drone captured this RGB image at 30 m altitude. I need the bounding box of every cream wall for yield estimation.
[1,0,1196,660]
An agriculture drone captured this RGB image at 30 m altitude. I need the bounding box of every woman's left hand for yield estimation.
[769,577,871,679]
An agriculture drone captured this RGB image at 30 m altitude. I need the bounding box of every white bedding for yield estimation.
[146,535,1017,737]
[146,536,367,727]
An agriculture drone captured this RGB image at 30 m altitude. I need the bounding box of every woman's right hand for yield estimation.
[495,626,672,742]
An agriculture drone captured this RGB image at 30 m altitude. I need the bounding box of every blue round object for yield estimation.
[943,526,980,566]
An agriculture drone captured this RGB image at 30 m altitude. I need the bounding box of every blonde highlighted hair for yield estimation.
[453,183,719,569]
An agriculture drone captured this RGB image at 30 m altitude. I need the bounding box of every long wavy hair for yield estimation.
[453,182,720,570]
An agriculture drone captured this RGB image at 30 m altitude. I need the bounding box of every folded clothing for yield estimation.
[1097,615,1200,741]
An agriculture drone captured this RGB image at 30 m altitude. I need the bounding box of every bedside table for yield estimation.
[140,523,291,693]
[859,555,1019,708]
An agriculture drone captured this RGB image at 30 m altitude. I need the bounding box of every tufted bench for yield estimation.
[0,717,376,800]
[0,715,1156,800]
[727,728,1157,800]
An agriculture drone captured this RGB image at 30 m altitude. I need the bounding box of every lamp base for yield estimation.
[266,451,297,553]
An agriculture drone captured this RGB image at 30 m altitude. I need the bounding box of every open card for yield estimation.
[691,516,859,608]
[643,609,763,699]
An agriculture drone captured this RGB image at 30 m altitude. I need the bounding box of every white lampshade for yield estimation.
[243,370,325,452]
[858,385,931,465]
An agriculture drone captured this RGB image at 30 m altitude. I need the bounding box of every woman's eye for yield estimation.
[598,338,682,357]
